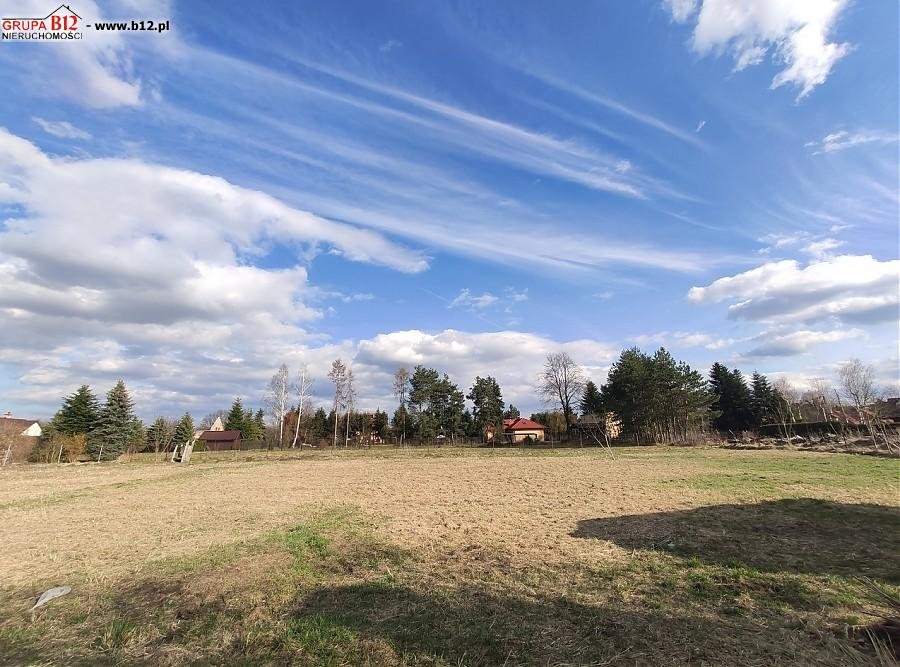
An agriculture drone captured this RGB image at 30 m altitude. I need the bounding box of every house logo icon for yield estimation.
[2,4,83,40]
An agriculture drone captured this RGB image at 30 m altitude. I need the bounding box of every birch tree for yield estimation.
[328,359,348,449]
[838,358,879,447]
[266,364,290,449]
[344,368,356,447]
[290,365,313,449]
[392,367,410,446]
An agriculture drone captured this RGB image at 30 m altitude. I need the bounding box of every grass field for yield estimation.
[1,446,898,665]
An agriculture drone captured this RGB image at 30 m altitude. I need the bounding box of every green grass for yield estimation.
[1,447,897,665]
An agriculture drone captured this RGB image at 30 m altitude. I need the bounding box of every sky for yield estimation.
[0,0,897,420]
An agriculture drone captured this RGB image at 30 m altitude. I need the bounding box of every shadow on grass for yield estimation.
[572,498,900,581]
[292,581,776,666]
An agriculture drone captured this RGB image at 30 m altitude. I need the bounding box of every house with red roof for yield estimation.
[486,417,546,443]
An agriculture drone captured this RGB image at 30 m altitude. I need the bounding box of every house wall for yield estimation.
[507,429,545,442]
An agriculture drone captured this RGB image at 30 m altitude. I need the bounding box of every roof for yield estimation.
[198,430,241,441]
[0,417,40,436]
[503,417,545,431]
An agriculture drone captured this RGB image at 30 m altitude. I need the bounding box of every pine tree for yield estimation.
[579,381,604,416]
[751,372,775,427]
[310,408,328,441]
[467,376,505,439]
[147,416,173,453]
[88,380,137,461]
[224,398,246,433]
[173,413,195,446]
[51,385,101,435]
[709,364,754,432]
[503,404,521,419]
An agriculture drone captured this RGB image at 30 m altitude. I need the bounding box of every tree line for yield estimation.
[28,348,890,462]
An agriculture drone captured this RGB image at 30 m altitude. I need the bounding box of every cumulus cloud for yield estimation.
[0,129,432,416]
[665,0,852,99]
[354,329,617,409]
[742,328,863,358]
[32,117,92,140]
[806,130,900,154]
[630,331,735,350]
[688,255,900,325]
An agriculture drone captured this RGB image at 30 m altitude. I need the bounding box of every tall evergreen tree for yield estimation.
[147,416,173,453]
[708,363,754,432]
[88,380,138,461]
[750,372,776,427]
[310,407,328,441]
[602,347,714,444]
[467,376,505,439]
[173,413,195,445]
[51,384,101,435]
[579,381,604,416]
[408,366,466,439]
[225,398,246,433]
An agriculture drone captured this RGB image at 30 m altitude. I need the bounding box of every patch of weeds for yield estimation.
[281,614,358,664]
[91,618,138,655]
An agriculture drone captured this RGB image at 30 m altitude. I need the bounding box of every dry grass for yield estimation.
[0,446,897,665]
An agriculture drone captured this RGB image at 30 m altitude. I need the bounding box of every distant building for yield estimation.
[570,413,622,442]
[197,429,241,451]
[488,417,546,443]
[194,416,224,439]
[0,412,43,463]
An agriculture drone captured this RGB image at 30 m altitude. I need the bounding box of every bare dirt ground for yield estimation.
[1,446,898,665]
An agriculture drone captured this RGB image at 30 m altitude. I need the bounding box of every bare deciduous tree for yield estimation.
[392,366,410,446]
[538,352,585,430]
[328,359,348,449]
[838,358,879,448]
[290,365,313,449]
[344,369,356,448]
[266,364,290,449]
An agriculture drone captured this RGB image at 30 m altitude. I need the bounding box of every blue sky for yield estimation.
[0,0,897,419]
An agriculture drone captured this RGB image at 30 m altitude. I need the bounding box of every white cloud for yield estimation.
[801,237,843,258]
[630,330,735,350]
[742,328,863,358]
[449,289,499,310]
[354,329,617,410]
[688,255,900,325]
[806,130,900,154]
[0,129,431,417]
[505,287,529,303]
[31,117,91,140]
[0,0,183,108]
[695,120,706,133]
[379,39,403,53]
[666,0,852,99]
[665,0,698,23]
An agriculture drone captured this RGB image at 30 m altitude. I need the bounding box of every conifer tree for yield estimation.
[173,413,195,446]
[503,404,521,419]
[147,416,173,453]
[224,398,246,433]
[751,372,776,427]
[467,376,505,438]
[709,363,754,432]
[88,380,137,461]
[51,384,101,435]
[579,381,604,416]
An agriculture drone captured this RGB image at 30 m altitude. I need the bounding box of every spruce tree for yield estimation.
[173,413,195,445]
[88,380,137,461]
[467,376,505,438]
[224,398,246,433]
[751,372,775,427]
[147,416,173,453]
[709,364,754,432]
[579,381,604,416]
[52,385,101,435]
